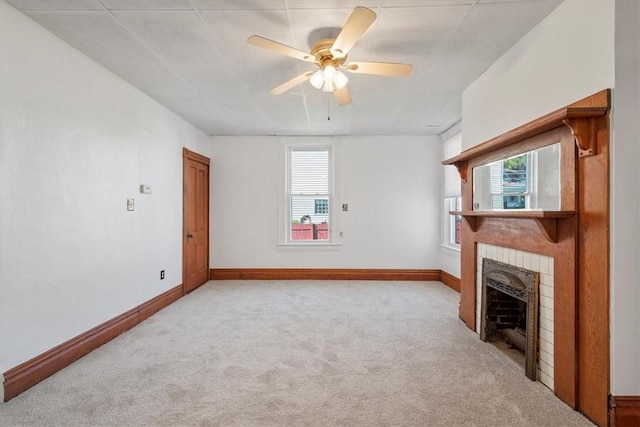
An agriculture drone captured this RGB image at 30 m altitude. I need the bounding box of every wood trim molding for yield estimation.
[442,89,610,167]
[183,147,210,165]
[610,396,640,427]
[452,211,575,243]
[563,117,599,158]
[2,284,184,402]
[210,268,441,281]
[138,285,184,321]
[439,270,460,292]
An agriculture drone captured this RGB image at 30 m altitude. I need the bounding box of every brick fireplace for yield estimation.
[477,246,554,390]
[442,90,611,425]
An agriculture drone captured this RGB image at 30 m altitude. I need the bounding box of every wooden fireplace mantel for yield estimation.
[442,89,611,426]
[443,89,610,181]
[450,210,576,242]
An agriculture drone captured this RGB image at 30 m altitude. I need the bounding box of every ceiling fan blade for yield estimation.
[345,61,413,77]
[247,35,315,63]
[334,86,352,106]
[269,72,314,95]
[331,7,377,58]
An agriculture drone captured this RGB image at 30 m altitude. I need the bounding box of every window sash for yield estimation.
[444,196,462,248]
[286,146,333,243]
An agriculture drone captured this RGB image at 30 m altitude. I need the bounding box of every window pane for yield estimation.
[289,148,330,242]
[455,196,461,245]
[291,196,329,224]
[314,199,328,214]
[290,195,329,241]
[290,150,328,194]
[445,196,462,247]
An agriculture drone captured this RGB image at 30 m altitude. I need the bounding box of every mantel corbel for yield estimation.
[454,160,467,182]
[533,218,558,242]
[563,117,598,158]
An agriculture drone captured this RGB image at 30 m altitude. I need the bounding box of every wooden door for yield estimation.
[183,148,210,293]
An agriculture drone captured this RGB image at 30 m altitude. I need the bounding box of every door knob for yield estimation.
[187,233,193,238]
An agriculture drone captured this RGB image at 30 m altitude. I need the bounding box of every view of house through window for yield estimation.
[473,143,560,211]
[493,153,528,209]
[289,149,330,241]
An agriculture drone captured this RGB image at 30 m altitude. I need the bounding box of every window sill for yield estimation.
[277,242,343,251]
[440,244,461,254]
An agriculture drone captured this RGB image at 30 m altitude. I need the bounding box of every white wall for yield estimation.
[462,0,639,394]
[0,1,209,375]
[462,0,614,149]
[611,0,640,395]
[209,135,441,269]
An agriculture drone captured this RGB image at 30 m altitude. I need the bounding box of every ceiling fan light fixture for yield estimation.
[309,69,324,89]
[323,64,337,82]
[310,67,348,92]
[248,6,410,105]
[334,70,349,89]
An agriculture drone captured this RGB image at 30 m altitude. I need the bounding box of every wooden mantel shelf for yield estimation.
[442,89,610,181]
[450,210,576,243]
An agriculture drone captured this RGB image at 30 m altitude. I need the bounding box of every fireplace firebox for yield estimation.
[480,258,539,380]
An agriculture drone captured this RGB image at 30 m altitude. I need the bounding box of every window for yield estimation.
[444,196,462,247]
[286,147,335,243]
[442,129,462,250]
[314,199,328,215]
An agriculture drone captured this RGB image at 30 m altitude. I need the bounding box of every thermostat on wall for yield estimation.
[140,184,152,194]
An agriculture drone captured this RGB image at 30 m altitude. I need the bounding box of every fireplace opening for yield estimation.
[480,259,539,380]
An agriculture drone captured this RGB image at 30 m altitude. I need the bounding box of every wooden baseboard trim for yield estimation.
[610,395,640,427]
[3,284,184,402]
[210,268,441,281]
[139,285,184,321]
[439,270,461,292]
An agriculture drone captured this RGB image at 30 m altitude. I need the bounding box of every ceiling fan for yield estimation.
[247,6,413,106]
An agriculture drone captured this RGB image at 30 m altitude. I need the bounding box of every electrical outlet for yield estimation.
[127,198,135,211]
[160,270,165,280]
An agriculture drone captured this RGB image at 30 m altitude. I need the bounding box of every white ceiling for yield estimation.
[8,0,561,136]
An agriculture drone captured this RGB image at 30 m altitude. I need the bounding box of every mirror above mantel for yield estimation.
[448,129,575,243]
[443,89,612,245]
[473,143,561,211]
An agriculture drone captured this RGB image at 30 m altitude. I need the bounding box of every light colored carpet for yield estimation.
[0,280,594,426]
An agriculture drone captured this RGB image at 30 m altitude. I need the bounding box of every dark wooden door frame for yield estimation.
[182,147,210,294]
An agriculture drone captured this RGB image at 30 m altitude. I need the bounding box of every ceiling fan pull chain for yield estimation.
[328,95,331,121]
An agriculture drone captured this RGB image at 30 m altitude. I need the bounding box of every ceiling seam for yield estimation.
[416,1,478,88]
[283,0,313,133]
[191,8,251,95]
[93,0,200,98]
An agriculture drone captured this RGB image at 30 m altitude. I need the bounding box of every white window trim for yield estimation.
[442,196,461,251]
[277,139,342,249]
